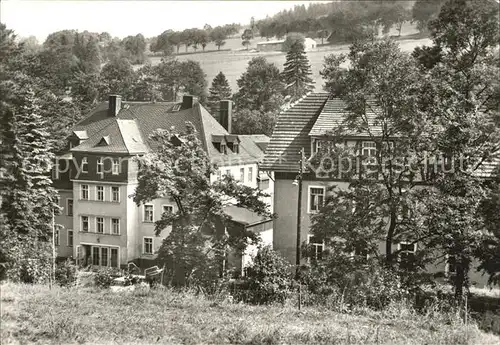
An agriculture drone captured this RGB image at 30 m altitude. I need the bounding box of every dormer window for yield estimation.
[220,143,227,154]
[232,143,239,153]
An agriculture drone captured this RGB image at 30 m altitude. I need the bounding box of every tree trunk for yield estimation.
[385,208,397,264]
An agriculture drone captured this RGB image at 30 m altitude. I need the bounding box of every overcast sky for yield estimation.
[1,0,329,42]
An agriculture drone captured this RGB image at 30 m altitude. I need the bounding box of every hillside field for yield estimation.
[2,283,499,345]
[148,22,430,92]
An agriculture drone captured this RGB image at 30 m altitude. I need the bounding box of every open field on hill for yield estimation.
[147,22,428,93]
[2,283,499,345]
[149,37,432,93]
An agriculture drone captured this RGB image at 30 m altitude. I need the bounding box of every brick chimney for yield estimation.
[218,100,233,133]
[108,95,122,117]
[181,95,199,110]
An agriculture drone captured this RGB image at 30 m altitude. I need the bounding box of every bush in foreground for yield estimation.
[238,246,293,304]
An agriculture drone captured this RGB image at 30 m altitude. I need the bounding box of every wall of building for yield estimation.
[72,180,129,265]
[55,189,74,258]
[273,176,490,287]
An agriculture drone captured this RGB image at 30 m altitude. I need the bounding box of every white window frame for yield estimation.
[239,167,245,182]
[81,216,89,232]
[112,158,120,175]
[307,186,325,214]
[111,218,120,235]
[362,141,377,164]
[81,157,88,173]
[66,198,73,216]
[144,204,154,222]
[67,229,73,246]
[315,139,322,153]
[225,169,231,178]
[307,234,325,261]
[96,217,104,233]
[81,184,89,200]
[397,241,417,261]
[143,237,154,255]
[111,186,120,202]
[96,185,104,201]
[162,204,174,214]
[97,157,104,175]
[248,167,253,183]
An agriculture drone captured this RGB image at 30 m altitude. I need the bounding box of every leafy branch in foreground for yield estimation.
[133,122,271,286]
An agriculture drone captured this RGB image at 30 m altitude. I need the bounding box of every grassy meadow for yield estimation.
[148,22,430,93]
[2,283,499,345]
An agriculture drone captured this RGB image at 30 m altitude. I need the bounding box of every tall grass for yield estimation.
[1,283,499,345]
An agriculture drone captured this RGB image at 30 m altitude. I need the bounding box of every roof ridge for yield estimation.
[194,103,209,152]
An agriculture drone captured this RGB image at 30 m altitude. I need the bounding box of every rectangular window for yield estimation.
[143,237,153,255]
[96,217,104,233]
[233,143,239,153]
[66,199,73,216]
[217,170,222,181]
[220,143,227,154]
[97,157,104,174]
[111,248,119,268]
[446,254,457,275]
[144,205,154,222]
[96,186,104,201]
[81,157,88,173]
[309,187,325,213]
[398,242,417,262]
[315,140,322,153]
[55,229,60,246]
[362,141,377,163]
[225,169,231,178]
[307,235,324,261]
[67,230,73,246]
[111,186,120,202]
[162,205,173,214]
[101,247,108,267]
[81,185,89,200]
[111,218,120,235]
[92,247,100,266]
[248,167,253,183]
[239,168,245,182]
[112,158,120,175]
[81,216,89,232]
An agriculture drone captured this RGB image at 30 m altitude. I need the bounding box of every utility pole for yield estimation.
[295,148,305,277]
[50,208,56,289]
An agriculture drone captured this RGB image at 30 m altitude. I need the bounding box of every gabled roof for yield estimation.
[261,93,330,172]
[238,135,271,162]
[69,100,259,167]
[309,98,384,137]
[71,119,148,154]
[223,205,272,227]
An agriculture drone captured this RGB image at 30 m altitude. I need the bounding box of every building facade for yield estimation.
[52,95,273,270]
[261,93,492,287]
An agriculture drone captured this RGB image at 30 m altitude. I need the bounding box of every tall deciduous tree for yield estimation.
[209,26,228,51]
[241,29,253,50]
[99,57,137,100]
[234,56,285,113]
[207,72,232,112]
[281,41,314,101]
[133,123,270,286]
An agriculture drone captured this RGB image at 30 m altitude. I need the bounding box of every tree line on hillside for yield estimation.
[150,23,241,55]
[256,0,451,44]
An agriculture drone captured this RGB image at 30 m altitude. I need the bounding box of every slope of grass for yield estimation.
[1,283,498,345]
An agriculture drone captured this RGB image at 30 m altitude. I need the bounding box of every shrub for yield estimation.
[93,267,120,288]
[302,253,409,310]
[238,246,293,304]
[55,259,78,287]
